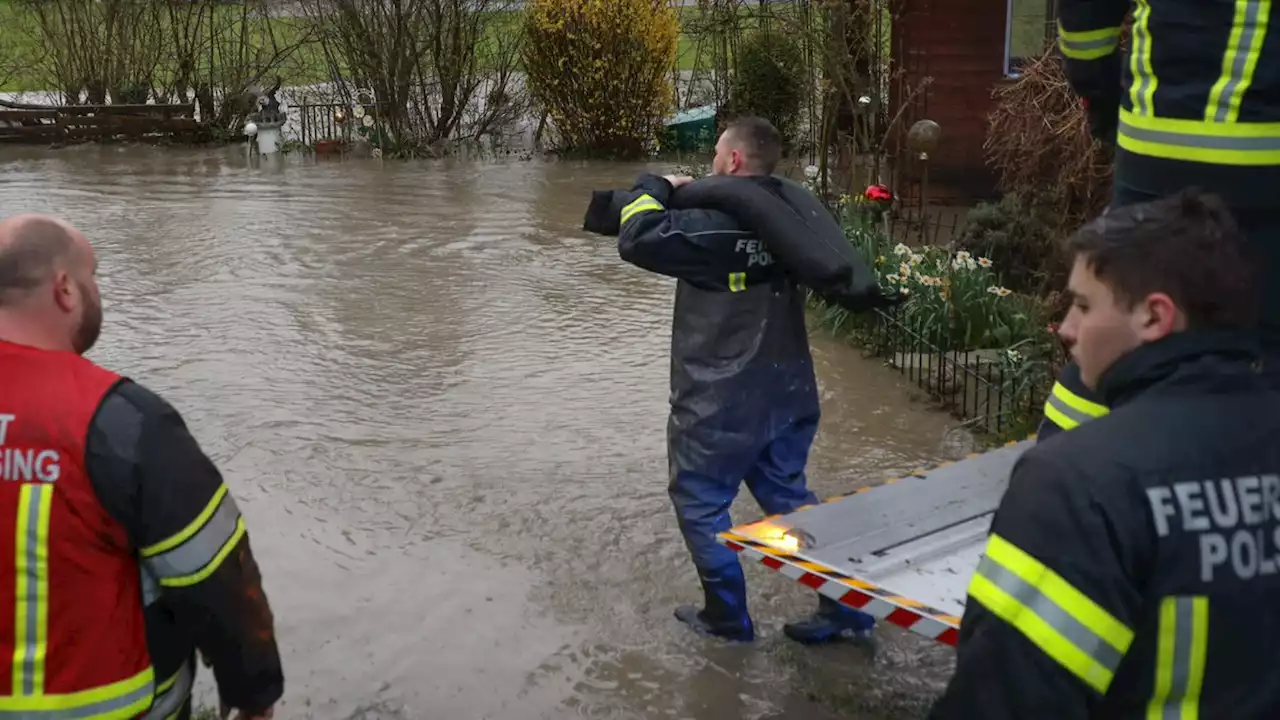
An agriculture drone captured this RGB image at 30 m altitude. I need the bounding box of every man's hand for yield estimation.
[663,175,694,188]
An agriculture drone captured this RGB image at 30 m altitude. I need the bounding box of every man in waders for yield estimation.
[0,213,283,719]
[1041,0,1280,439]
[611,117,879,644]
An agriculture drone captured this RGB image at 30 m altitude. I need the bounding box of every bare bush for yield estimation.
[300,0,527,153]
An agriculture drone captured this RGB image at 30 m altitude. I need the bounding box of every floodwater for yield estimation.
[0,145,973,720]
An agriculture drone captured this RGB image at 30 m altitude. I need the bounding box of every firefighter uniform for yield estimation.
[0,340,283,719]
[931,331,1280,718]
[1044,0,1280,437]
[613,173,877,643]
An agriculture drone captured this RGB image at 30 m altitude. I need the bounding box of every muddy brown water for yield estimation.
[0,145,974,720]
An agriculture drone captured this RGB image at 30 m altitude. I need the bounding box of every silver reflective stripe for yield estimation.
[1121,121,1280,151]
[0,675,155,719]
[1214,0,1267,122]
[144,493,241,581]
[1150,597,1208,719]
[977,556,1125,673]
[139,565,161,607]
[1045,392,1099,429]
[143,662,194,720]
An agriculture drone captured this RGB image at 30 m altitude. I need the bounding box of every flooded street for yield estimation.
[0,145,971,720]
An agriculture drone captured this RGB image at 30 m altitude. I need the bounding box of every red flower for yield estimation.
[863,184,893,203]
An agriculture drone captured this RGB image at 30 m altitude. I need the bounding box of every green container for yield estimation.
[662,105,717,153]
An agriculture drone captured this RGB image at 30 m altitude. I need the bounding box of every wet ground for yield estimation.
[0,145,972,720]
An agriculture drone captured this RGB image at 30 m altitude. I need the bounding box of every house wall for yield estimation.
[890,0,1011,201]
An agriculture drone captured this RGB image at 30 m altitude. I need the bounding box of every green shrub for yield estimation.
[728,29,806,141]
[954,193,1068,297]
[522,0,678,158]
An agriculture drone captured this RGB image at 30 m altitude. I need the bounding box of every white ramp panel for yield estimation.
[718,439,1033,647]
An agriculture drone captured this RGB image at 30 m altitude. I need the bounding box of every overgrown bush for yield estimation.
[522,0,678,158]
[953,193,1068,297]
[729,29,806,142]
[985,43,1113,232]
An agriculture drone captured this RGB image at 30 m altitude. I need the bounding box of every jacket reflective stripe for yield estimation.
[141,485,246,588]
[1206,0,1271,123]
[620,195,664,226]
[143,661,193,720]
[1147,596,1209,720]
[12,485,52,697]
[728,272,746,292]
[0,665,154,718]
[1057,22,1122,60]
[968,533,1134,694]
[1042,381,1110,431]
[1118,110,1280,164]
[1129,0,1159,116]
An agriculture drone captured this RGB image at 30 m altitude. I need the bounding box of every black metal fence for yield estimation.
[846,305,1058,439]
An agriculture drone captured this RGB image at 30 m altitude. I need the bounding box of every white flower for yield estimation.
[1006,349,1023,364]
[898,285,910,295]
[987,286,1012,297]
[899,262,911,277]
[965,257,977,270]
[804,165,820,179]
[893,243,911,256]
[910,253,924,265]
[977,257,993,268]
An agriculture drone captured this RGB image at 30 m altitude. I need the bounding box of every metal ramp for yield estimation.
[717,439,1033,647]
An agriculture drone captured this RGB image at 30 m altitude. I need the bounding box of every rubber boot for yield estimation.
[674,565,755,642]
[782,594,875,645]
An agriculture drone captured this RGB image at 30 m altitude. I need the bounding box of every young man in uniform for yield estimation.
[1041,0,1280,439]
[612,116,880,644]
[0,213,283,719]
[930,190,1280,718]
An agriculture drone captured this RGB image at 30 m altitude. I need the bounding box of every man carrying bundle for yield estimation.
[586,116,897,643]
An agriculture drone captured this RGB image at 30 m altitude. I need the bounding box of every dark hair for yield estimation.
[723,115,782,175]
[0,217,75,307]
[1067,188,1258,329]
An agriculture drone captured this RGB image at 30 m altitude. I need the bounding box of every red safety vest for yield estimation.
[0,340,155,718]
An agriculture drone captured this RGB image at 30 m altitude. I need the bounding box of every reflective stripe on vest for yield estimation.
[1147,596,1209,720]
[140,485,245,589]
[1043,381,1110,432]
[143,661,194,720]
[0,666,154,718]
[968,533,1135,694]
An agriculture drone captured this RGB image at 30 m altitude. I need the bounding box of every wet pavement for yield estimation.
[0,145,972,719]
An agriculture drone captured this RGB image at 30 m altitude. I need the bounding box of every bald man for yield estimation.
[0,214,283,720]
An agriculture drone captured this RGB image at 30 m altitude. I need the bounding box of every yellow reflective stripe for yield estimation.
[13,484,52,697]
[0,665,154,717]
[1206,0,1271,123]
[158,517,245,588]
[141,485,228,558]
[1147,596,1209,720]
[619,194,664,226]
[728,272,746,292]
[1119,109,1280,164]
[1129,0,1159,116]
[1058,22,1122,60]
[144,661,194,720]
[1044,380,1110,432]
[969,533,1134,693]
